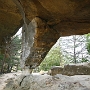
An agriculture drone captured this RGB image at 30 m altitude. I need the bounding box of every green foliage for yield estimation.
[60,35,88,64]
[81,58,89,63]
[10,36,21,71]
[39,46,64,71]
[11,36,21,59]
[0,35,21,73]
[86,33,90,54]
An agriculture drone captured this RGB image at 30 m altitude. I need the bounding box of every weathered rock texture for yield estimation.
[51,66,63,76]
[63,63,90,76]
[21,17,60,69]
[50,63,90,76]
[4,74,90,90]
[0,0,90,69]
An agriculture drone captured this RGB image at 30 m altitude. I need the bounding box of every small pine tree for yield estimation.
[0,35,21,73]
[39,46,64,71]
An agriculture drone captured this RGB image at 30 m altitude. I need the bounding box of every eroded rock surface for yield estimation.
[51,66,63,76]
[1,0,90,69]
[63,63,90,76]
[0,0,90,44]
[4,74,90,90]
[0,72,22,90]
[50,63,90,76]
[21,17,60,69]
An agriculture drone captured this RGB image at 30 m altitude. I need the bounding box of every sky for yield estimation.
[15,27,22,36]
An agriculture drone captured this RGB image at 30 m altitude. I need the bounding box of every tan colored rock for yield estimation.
[1,0,90,69]
[51,66,63,76]
[4,74,90,90]
[0,0,90,44]
[50,63,90,76]
[63,63,90,76]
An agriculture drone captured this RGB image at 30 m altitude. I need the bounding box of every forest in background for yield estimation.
[0,31,90,73]
[39,33,90,71]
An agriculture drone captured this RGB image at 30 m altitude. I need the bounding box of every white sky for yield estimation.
[15,27,22,36]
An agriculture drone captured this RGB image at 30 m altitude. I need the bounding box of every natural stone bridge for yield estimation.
[0,0,90,70]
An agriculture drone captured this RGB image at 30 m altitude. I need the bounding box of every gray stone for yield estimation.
[4,74,90,90]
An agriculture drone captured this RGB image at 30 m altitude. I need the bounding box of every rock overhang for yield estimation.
[0,0,90,69]
[0,0,90,44]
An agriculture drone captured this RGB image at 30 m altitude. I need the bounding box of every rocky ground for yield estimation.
[0,71,90,90]
[0,71,22,90]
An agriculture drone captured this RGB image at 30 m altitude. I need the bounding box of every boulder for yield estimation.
[50,63,90,76]
[4,74,90,90]
[51,66,63,76]
[63,63,90,76]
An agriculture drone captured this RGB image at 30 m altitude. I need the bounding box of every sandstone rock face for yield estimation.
[21,17,60,69]
[50,63,90,76]
[51,66,63,76]
[63,63,90,76]
[0,0,90,44]
[4,74,90,90]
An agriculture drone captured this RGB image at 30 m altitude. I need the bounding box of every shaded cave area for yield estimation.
[0,0,90,90]
[0,0,90,72]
